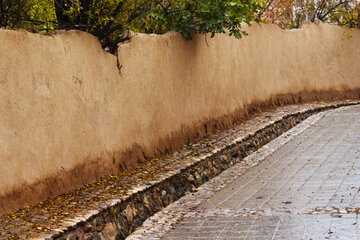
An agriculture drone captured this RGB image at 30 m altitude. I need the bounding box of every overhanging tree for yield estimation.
[0,0,262,53]
[259,0,360,28]
[1,0,359,53]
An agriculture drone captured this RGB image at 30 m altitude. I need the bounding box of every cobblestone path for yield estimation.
[129,105,360,239]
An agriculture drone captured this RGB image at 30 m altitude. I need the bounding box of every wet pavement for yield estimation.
[165,214,360,239]
[129,105,360,239]
[4,102,357,239]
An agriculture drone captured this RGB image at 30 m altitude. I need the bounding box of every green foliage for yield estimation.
[2,0,360,53]
[0,0,55,31]
[141,0,261,39]
[0,0,261,52]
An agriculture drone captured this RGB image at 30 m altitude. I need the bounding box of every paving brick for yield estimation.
[159,105,360,239]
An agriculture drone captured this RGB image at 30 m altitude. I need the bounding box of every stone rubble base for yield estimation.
[1,101,359,240]
[57,101,360,240]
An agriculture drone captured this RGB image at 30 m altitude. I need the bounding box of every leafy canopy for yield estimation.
[2,0,359,53]
[140,0,261,39]
[0,0,262,52]
[259,0,360,29]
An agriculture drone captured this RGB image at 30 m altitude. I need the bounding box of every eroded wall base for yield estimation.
[0,23,359,215]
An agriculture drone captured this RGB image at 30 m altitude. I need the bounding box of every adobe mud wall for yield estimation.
[0,23,359,215]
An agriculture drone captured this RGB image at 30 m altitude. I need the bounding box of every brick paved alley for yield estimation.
[129,105,360,240]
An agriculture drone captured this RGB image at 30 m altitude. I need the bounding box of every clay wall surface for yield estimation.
[0,23,359,215]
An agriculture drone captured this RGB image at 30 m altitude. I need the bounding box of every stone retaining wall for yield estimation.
[51,102,359,240]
